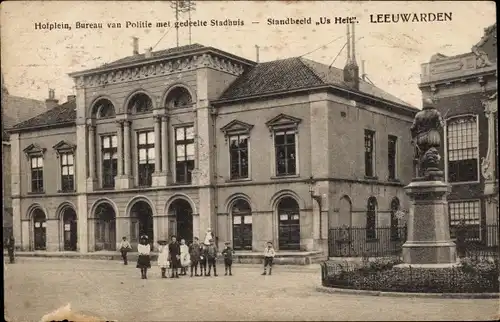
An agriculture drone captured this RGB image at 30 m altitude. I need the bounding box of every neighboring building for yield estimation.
[2,74,49,244]
[10,25,418,254]
[419,23,498,246]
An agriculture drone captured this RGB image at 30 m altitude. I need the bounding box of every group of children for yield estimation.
[118,235,276,279]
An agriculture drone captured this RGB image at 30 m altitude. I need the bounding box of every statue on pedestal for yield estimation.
[410,98,445,181]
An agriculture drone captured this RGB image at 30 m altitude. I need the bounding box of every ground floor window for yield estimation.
[94,203,116,251]
[32,209,46,250]
[232,199,252,250]
[449,200,481,240]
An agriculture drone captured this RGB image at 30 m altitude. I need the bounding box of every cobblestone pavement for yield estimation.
[4,258,499,321]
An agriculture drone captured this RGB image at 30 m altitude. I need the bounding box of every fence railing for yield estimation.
[328,224,499,258]
[328,226,407,257]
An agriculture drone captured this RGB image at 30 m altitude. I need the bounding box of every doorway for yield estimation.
[231,199,252,250]
[62,208,78,251]
[33,209,47,250]
[130,201,154,244]
[278,197,300,250]
[169,199,193,242]
[95,203,116,251]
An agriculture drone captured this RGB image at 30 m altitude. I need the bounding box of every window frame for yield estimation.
[364,129,376,178]
[273,128,298,177]
[448,199,482,241]
[128,93,154,114]
[366,197,377,240]
[30,155,45,193]
[228,134,250,181]
[387,134,399,181]
[174,125,195,185]
[101,134,118,189]
[53,140,77,193]
[137,130,156,187]
[24,144,46,194]
[59,152,75,192]
[444,114,480,185]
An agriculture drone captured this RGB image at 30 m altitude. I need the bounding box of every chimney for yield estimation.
[67,95,76,101]
[343,23,360,90]
[132,37,139,55]
[255,45,260,63]
[45,88,59,109]
[145,47,152,58]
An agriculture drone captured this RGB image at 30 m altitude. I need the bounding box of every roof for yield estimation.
[12,100,76,130]
[218,57,416,109]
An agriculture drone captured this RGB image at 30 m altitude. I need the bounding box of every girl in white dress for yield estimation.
[180,239,191,275]
[157,240,170,278]
[136,235,151,279]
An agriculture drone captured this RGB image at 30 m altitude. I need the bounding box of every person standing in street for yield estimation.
[118,236,132,265]
[199,243,208,276]
[168,235,181,278]
[157,239,170,278]
[262,241,276,275]
[179,239,190,275]
[189,237,201,277]
[7,235,15,264]
[137,235,152,279]
[221,241,235,276]
[206,239,218,277]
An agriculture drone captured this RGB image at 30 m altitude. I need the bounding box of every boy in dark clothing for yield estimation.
[206,239,218,277]
[199,244,208,276]
[189,237,201,277]
[168,235,181,278]
[221,241,235,276]
[7,235,15,264]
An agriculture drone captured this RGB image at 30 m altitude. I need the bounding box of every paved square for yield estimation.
[4,258,499,321]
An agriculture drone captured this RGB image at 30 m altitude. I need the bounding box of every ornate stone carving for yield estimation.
[481,92,498,182]
[410,98,445,181]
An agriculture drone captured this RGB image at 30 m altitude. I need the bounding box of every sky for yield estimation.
[1,1,496,108]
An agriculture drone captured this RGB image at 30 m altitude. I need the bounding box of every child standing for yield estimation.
[262,241,276,275]
[180,239,190,275]
[199,244,208,276]
[136,235,152,279]
[118,236,132,265]
[206,239,218,277]
[221,241,235,276]
[157,240,169,278]
[189,237,201,277]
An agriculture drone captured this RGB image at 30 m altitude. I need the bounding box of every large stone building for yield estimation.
[419,23,498,246]
[2,74,51,243]
[10,25,418,254]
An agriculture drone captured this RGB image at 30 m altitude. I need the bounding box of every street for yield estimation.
[4,258,499,321]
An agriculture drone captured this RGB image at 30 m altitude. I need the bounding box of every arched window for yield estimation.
[165,87,193,109]
[128,93,153,114]
[446,115,478,183]
[366,197,377,240]
[32,208,47,250]
[231,199,252,250]
[390,197,400,240]
[94,99,115,118]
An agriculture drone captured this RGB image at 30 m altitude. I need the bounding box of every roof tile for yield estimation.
[13,100,76,130]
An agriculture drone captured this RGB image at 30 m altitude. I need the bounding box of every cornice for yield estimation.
[72,52,248,89]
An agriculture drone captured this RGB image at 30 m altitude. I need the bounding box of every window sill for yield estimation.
[170,182,193,186]
[226,178,252,183]
[387,178,400,183]
[364,176,379,181]
[27,191,45,195]
[449,180,481,186]
[271,174,300,180]
[57,190,76,194]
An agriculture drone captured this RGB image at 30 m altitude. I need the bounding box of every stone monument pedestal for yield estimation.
[400,180,457,266]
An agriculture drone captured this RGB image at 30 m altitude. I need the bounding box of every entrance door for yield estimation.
[232,199,253,250]
[278,197,300,250]
[131,201,154,247]
[95,203,116,251]
[33,210,46,250]
[63,209,77,251]
[169,199,193,242]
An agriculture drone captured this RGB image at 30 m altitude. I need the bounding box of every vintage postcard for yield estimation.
[2,0,498,321]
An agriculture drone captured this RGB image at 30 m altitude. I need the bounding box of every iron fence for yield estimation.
[320,260,499,293]
[328,224,499,258]
[328,226,407,257]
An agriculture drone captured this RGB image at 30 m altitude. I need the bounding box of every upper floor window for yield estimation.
[93,99,115,119]
[229,135,249,180]
[175,126,195,184]
[449,200,480,240]
[447,116,478,183]
[60,153,74,192]
[388,135,398,180]
[128,93,153,114]
[102,135,118,189]
[31,156,44,193]
[364,130,375,177]
[165,87,193,109]
[275,130,296,176]
[138,131,155,187]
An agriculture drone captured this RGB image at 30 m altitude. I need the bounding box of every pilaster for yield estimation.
[152,115,168,187]
[46,220,59,251]
[116,120,134,189]
[86,119,97,191]
[309,93,330,178]
[10,133,22,249]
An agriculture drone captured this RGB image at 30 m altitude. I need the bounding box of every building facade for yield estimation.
[10,29,418,253]
[2,74,51,243]
[419,23,498,246]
